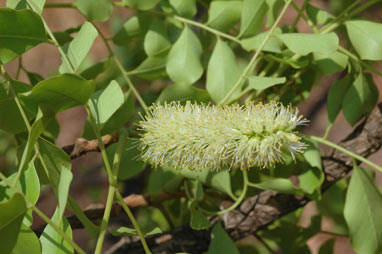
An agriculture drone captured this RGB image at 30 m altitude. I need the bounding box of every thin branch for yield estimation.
[62,133,118,159]
[113,103,382,253]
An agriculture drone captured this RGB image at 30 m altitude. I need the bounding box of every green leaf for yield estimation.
[303,138,322,171]
[0,79,33,134]
[246,76,286,91]
[37,138,72,187]
[239,0,268,38]
[57,168,73,224]
[277,33,339,56]
[22,73,95,114]
[40,208,73,254]
[123,0,160,10]
[299,138,324,199]
[0,193,27,254]
[110,226,162,236]
[76,0,113,21]
[132,55,167,80]
[169,0,197,18]
[345,20,382,61]
[208,223,239,254]
[53,31,73,46]
[189,200,211,230]
[318,238,335,254]
[59,22,98,73]
[18,110,48,174]
[250,177,302,195]
[193,180,204,200]
[6,0,45,14]
[101,94,134,135]
[157,83,210,103]
[173,167,234,198]
[106,139,145,181]
[327,76,352,125]
[342,73,378,125]
[0,8,46,64]
[241,28,283,53]
[313,51,348,74]
[0,162,40,226]
[306,4,334,25]
[112,13,152,46]
[143,18,171,56]
[80,59,110,80]
[207,1,242,32]
[11,224,42,254]
[206,39,241,103]
[166,26,203,84]
[89,80,124,124]
[265,0,283,27]
[344,165,382,254]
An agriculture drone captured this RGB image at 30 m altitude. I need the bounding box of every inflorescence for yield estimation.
[138,101,308,171]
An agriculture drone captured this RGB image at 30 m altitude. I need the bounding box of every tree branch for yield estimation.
[62,133,118,159]
[45,104,382,253]
[114,103,382,253]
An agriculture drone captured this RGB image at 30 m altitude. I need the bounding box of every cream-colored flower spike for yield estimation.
[138,101,308,171]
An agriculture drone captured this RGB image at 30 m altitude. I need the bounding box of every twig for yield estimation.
[113,103,382,253]
[62,133,118,159]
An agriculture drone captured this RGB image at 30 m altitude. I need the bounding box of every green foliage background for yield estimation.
[0,0,381,253]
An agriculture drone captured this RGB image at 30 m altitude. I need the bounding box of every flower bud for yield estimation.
[138,101,308,170]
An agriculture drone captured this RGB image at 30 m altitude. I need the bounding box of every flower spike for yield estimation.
[138,101,308,171]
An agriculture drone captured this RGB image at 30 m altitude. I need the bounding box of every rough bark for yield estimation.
[114,103,382,254]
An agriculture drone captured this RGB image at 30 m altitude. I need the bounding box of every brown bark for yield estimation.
[114,103,382,253]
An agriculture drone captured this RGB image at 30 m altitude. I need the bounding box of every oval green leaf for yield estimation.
[59,22,98,73]
[169,0,197,18]
[345,20,382,61]
[40,208,73,254]
[207,1,242,32]
[0,193,27,254]
[144,18,171,56]
[89,80,124,124]
[277,33,339,56]
[206,39,241,103]
[166,26,203,84]
[344,165,382,254]
[246,76,286,91]
[23,73,95,114]
[239,0,268,38]
[76,0,113,21]
[0,8,46,64]
[342,73,378,125]
[12,224,42,254]
[241,28,283,53]
[208,223,239,254]
[327,75,352,125]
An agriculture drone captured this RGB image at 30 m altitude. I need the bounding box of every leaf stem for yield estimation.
[0,173,86,254]
[26,0,75,72]
[88,21,149,113]
[309,135,382,172]
[85,104,118,253]
[115,191,152,254]
[173,15,241,44]
[319,0,364,34]
[338,46,382,75]
[218,0,293,105]
[199,170,248,216]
